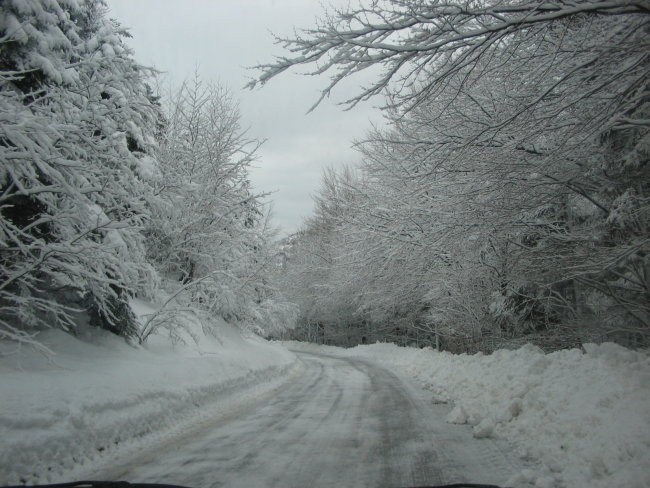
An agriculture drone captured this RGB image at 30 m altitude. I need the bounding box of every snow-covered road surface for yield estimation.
[88,352,521,488]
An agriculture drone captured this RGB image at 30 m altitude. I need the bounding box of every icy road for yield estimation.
[88,352,521,488]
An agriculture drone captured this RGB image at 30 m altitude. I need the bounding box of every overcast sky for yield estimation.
[106,0,382,236]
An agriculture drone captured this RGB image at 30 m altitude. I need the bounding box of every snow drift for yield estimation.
[0,323,296,485]
[287,341,650,488]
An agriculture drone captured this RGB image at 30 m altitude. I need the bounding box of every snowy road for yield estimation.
[89,352,520,488]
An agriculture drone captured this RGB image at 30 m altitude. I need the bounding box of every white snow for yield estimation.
[2,322,648,488]
[285,341,650,488]
[135,154,159,179]
[0,319,296,485]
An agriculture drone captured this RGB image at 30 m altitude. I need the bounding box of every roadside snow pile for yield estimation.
[0,321,296,485]
[287,341,650,488]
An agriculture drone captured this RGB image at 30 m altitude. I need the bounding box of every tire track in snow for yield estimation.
[79,351,523,487]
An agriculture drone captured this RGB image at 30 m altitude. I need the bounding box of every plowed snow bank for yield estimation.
[1,323,296,484]
[286,341,650,488]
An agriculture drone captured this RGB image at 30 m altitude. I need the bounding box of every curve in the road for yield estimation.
[87,352,521,488]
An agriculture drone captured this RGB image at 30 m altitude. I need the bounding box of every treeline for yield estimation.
[262,0,649,352]
[1,0,295,348]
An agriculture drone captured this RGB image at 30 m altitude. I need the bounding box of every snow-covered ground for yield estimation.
[0,320,296,485]
[286,341,650,488]
[3,320,648,488]
[84,351,523,488]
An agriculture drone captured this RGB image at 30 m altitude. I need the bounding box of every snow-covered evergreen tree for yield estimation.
[0,0,159,344]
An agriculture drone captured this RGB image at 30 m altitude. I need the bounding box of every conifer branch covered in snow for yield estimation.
[1,0,160,344]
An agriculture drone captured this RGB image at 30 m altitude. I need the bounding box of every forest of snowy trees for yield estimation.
[1,0,648,355]
[0,0,296,348]
[255,0,650,351]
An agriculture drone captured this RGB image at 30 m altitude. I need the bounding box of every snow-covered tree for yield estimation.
[0,0,160,345]
[265,0,649,350]
[142,75,295,339]
[250,0,648,111]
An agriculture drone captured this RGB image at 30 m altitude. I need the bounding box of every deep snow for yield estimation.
[285,341,650,488]
[2,322,648,488]
[0,321,296,485]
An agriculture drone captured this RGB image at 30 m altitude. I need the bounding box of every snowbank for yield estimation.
[286,341,650,488]
[0,322,297,485]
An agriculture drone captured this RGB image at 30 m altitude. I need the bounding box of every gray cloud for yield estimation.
[107,0,383,235]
